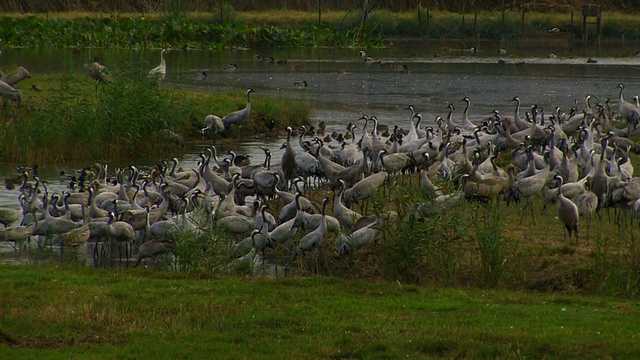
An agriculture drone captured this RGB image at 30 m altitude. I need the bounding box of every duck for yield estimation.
[221,63,238,72]
[294,80,308,89]
[359,50,373,62]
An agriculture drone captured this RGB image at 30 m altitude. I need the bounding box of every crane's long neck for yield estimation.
[557,178,564,197]
[408,107,416,132]
[463,99,470,119]
[619,85,625,102]
[170,160,178,176]
[299,127,307,148]
[360,119,368,141]
[263,153,270,168]
[446,106,455,129]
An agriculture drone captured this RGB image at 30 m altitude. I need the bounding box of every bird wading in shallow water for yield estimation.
[147,49,167,82]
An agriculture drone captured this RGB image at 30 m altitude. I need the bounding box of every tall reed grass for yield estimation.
[2,7,640,49]
[0,72,310,165]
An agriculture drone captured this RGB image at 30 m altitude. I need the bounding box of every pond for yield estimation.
[1,41,640,264]
[2,42,640,199]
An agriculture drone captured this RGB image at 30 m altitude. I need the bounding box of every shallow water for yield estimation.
[1,43,640,210]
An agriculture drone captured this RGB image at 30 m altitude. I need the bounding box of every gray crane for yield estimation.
[460,96,478,132]
[334,179,362,230]
[84,59,108,91]
[336,216,383,255]
[201,114,224,134]
[264,199,298,248]
[377,149,412,176]
[0,223,35,249]
[147,48,167,82]
[554,175,579,241]
[281,127,299,187]
[504,161,549,225]
[221,88,254,130]
[576,189,597,239]
[133,238,176,268]
[294,145,323,189]
[37,194,80,237]
[617,83,640,129]
[0,205,22,227]
[1,66,31,87]
[343,171,388,210]
[0,79,22,111]
[591,136,612,214]
[330,149,370,189]
[297,197,330,255]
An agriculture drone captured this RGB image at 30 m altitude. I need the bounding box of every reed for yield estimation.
[2,8,640,49]
[0,1,634,13]
[0,73,310,165]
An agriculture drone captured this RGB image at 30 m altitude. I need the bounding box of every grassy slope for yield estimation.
[0,265,639,359]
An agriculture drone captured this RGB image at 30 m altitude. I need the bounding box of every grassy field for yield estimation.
[1,265,639,359]
[2,115,640,358]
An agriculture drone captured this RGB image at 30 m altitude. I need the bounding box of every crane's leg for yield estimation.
[528,198,536,225]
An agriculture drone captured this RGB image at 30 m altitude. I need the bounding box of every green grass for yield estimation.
[0,72,310,165]
[0,265,639,359]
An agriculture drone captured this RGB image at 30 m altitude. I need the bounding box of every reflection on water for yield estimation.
[1,43,640,209]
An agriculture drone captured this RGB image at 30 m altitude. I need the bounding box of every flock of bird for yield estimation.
[3,81,640,273]
[3,45,640,273]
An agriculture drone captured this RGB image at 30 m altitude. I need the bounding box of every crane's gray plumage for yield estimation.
[343,171,387,208]
[133,238,176,268]
[334,179,362,230]
[1,66,31,87]
[336,216,383,255]
[221,88,254,130]
[297,197,330,255]
[617,83,640,129]
[201,114,224,134]
[0,223,35,244]
[0,79,22,108]
[554,175,579,240]
[504,160,549,225]
[84,60,108,85]
[0,206,22,227]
